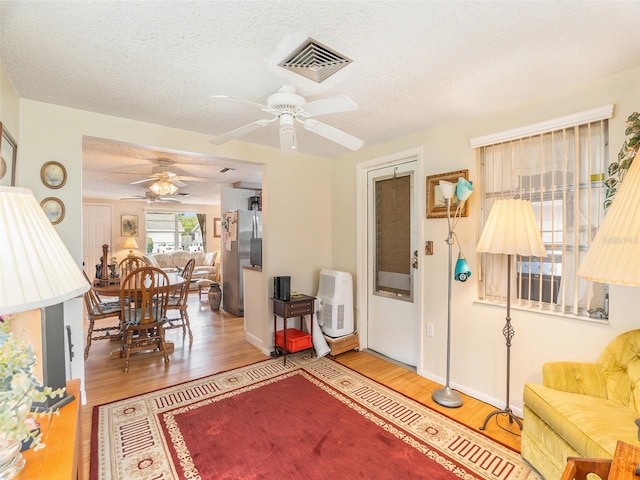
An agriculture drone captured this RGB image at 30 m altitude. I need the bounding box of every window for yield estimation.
[475,107,612,320]
[145,212,203,253]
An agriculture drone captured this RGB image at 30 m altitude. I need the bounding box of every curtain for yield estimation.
[197,214,207,252]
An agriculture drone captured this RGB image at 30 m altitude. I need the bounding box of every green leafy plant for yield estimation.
[0,316,65,451]
[605,112,640,209]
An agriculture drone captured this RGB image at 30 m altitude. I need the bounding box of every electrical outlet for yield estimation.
[427,323,434,337]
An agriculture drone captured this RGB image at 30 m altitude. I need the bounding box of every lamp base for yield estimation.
[432,386,463,408]
[479,408,523,432]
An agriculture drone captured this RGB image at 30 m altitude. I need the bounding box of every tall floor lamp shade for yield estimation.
[0,187,89,408]
[579,149,640,285]
[476,199,546,431]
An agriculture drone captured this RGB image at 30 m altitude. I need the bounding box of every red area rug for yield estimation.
[91,355,541,480]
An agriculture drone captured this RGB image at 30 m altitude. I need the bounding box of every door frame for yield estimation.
[356,147,425,373]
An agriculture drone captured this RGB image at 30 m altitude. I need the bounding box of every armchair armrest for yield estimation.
[542,361,608,398]
[194,266,216,273]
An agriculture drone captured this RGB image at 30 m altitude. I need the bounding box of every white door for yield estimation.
[367,159,420,366]
[83,204,113,277]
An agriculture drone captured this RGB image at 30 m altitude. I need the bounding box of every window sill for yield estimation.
[473,298,609,325]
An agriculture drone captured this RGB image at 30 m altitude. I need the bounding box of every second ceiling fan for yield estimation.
[210,85,364,152]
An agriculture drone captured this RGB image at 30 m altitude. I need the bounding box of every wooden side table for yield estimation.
[561,441,640,480]
[273,294,315,364]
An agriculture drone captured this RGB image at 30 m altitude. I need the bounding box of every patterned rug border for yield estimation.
[91,354,541,480]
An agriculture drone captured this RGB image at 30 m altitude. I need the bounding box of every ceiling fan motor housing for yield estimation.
[267,86,306,115]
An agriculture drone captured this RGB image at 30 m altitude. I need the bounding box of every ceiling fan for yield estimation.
[115,159,211,195]
[210,85,364,152]
[120,191,187,203]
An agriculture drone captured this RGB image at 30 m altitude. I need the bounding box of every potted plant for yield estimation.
[0,315,65,477]
[605,111,640,209]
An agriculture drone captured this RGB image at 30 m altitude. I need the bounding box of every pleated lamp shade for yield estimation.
[578,149,640,285]
[0,186,89,315]
[476,199,547,257]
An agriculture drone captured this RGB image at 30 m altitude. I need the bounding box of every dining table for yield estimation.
[90,272,186,359]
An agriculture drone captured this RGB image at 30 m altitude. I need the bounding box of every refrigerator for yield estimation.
[222,209,262,316]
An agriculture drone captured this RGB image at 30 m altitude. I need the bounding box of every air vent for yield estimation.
[280,39,351,83]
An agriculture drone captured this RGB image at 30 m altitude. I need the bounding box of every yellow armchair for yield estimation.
[522,330,640,480]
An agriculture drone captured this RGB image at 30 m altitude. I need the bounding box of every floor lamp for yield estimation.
[476,199,546,431]
[432,177,473,408]
[0,187,90,409]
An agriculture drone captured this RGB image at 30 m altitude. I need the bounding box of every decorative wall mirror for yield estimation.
[0,122,17,186]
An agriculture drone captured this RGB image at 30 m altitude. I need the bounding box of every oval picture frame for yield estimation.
[41,197,65,225]
[41,161,67,189]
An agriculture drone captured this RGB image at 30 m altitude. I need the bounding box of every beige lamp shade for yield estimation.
[476,198,547,257]
[123,237,139,250]
[0,186,89,315]
[578,149,640,285]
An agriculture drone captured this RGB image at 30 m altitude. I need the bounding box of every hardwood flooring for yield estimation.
[82,292,522,479]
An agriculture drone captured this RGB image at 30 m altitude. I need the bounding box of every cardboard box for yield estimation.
[275,328,312,352]
[324,333,359,356]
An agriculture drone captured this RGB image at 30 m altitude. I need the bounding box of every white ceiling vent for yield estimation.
[279,39,352,83]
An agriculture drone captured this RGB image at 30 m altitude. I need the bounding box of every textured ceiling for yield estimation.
[2,1,640,205]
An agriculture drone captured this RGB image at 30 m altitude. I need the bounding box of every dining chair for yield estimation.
[166,258,195,345]
[120,266,171,373]
[118,255,147,280]
[82,270,122,359]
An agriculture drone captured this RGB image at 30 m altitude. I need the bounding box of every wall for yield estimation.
[0,62,19,142]
[332,65,640,413]
[15,99,333,399]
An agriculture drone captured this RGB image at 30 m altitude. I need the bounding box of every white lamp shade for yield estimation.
[0,187,89,315]
[476,199,547,257]
[123,237,139,250]
[149,181,178,196]
[578,149,640,285]
[439,180,457,200]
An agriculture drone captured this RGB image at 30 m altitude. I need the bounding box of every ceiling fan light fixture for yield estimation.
[149,180,178,196]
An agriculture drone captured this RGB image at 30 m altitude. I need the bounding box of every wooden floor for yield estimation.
[82,292,522,479]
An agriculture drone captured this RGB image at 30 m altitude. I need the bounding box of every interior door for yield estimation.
[83,204,113,277]
[367,160,420,366]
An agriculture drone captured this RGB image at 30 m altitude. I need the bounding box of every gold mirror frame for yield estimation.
[41,197,66,224]
[41,161,67,189]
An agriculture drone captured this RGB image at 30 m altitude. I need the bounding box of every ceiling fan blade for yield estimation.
[178,175,211,183]
[210,95,269,111]
[158,197,181,203]
[129,177,156,185]
[210,118,274,145]
[303,95,358,117]
[169,178,187,187]
[302,119,364,151]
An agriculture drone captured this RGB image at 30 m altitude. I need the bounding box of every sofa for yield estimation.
[144,251,218,282]
[522,329,640,480]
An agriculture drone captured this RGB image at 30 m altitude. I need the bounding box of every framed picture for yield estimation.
[121,214,139,237]
[40,197,65,225]
[0,122,17,187]
[41,161,67,189]
[426,169,470,219]
[214,217,222,238]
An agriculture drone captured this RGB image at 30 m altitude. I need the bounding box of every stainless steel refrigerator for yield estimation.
[222,209,262,316]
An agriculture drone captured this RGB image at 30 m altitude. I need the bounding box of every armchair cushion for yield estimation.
[522,329,640,480]
[144,251,219,282]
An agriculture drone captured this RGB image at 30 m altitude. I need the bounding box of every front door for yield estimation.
[367,159,420,366]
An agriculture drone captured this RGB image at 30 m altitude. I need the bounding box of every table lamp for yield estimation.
[0,186,89,407]
[123,237,139,257]
[476,198,546,431]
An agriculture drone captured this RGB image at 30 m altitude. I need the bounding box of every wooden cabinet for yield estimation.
[21,379,82,479]
[273,295,315,363]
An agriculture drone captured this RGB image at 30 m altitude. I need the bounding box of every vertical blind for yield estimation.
[478,119,609,319]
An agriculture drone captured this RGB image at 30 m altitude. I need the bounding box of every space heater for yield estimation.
[316,269,354,337]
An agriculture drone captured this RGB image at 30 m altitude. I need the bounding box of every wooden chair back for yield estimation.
[120,266,170,327]
[118,256,147,280]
